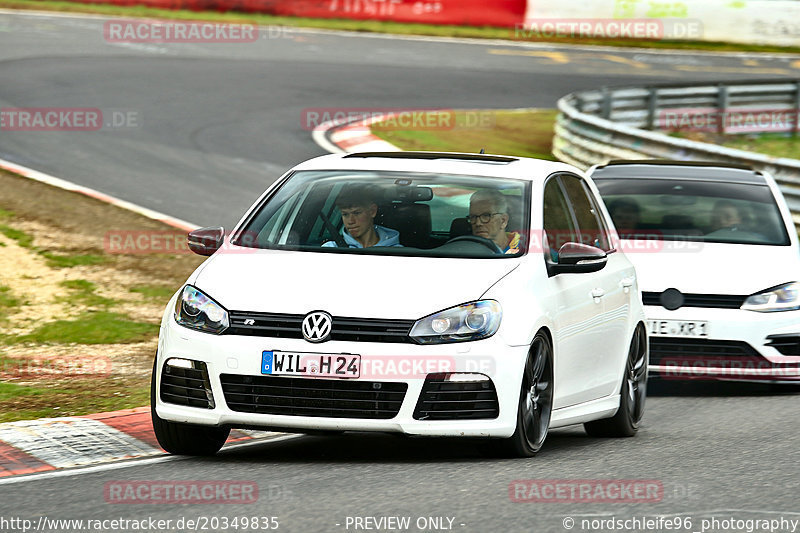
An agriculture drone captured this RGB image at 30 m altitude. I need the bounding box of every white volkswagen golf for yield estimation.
[153,152,647,457]
[591,161,800,384]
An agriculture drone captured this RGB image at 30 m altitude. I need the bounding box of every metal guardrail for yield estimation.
[553,80,800,225]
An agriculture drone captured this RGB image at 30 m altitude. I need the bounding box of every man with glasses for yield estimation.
[467,189,521,254]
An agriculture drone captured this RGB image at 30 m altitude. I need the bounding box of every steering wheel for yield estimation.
[443,235,503,254]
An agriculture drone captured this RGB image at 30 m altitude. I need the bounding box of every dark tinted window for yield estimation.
[560,175,612,251]
[543,177,577,258]
[595,178,789,245]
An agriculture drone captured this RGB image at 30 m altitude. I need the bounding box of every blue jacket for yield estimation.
[322,225,402,248]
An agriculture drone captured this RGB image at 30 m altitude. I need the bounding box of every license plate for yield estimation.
[261,350,360,378]
[648,319,708,337]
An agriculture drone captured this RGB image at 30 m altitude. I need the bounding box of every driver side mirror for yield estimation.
[549,242,607,275]
[187,227,224,256]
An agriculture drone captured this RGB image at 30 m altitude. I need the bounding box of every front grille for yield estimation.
[766,335,800,356]
[413,374,499,420]
[160,361,213,409]
[219,374,407,419]
[649,337,761,366]
[226,311,414,343]
[643,292,746,309]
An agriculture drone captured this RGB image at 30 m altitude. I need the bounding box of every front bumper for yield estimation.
[155,314,527,438]
[645,305,800,382]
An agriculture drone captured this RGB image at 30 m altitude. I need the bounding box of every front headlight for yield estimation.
[409,300,501,344]
[174,285,229,334]
[741,282,800,312]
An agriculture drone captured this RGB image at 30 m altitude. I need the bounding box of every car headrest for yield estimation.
[375,202,432,248]
[449,217,471,239]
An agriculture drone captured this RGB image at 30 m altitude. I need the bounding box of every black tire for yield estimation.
[487,331,553,457]
[151,360,230,456]
[584,323,647,438]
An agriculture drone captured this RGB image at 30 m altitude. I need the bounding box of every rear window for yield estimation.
[594,178,790,245]
[233,170,530,258]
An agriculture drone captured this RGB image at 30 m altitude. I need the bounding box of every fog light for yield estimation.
[165,358,193,369]
[444,373,490,382]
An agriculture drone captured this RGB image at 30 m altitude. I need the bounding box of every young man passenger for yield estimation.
[322,186,402,248]
[467,189,521,254]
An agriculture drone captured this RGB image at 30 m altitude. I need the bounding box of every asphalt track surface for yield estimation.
[1,11,800,533]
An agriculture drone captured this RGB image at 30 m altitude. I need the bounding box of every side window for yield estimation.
[559,175,612,252]
[543,178,577,260]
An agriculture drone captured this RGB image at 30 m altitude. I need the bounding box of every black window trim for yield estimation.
[547,172,616,254]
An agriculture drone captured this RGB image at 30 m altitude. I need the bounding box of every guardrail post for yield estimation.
[717,85,729,135]
[601,88,612,119]
[646,87,658,130]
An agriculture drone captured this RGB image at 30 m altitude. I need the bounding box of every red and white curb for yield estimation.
[0,407,277,477]
[312,114,402,154]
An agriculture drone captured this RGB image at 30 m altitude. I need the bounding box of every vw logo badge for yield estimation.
[302,311,332,343]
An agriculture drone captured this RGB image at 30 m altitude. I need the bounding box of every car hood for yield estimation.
[623,241,799,295]
[192,249,519,319]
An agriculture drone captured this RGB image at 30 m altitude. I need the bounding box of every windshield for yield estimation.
[594,178,790,245]
[233,170,530,258]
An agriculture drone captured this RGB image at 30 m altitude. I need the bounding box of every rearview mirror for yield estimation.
[549,242,608,275]
[187,227,224,256]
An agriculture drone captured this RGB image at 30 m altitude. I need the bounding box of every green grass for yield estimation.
[3,0,800,54]
[8,311,157,344]
[0,382,44,401]
[716,133,800,159]
[0,224,34,248]
[372,109,558,160]
[130,284,176,302]
[0,286,24,321]
[0,220,110,267]
[0,208,13,219]
[670,130,800,160]
[41,252,109,268]
[58,279,116,308]
[0,377,151,422]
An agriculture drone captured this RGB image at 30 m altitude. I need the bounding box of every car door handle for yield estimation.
[620,276,635,288]
[591,288,605,299]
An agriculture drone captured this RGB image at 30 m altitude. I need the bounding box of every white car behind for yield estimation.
[591,161,800,384]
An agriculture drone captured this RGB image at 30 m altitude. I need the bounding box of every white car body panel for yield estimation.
[156,153,647,440]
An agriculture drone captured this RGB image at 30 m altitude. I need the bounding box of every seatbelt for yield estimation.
[319,211,348,248]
